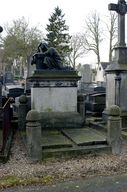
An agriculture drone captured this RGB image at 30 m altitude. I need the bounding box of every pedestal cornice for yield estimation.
[27,70,81,87]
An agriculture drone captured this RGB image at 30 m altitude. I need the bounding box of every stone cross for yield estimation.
[108,0,127,47]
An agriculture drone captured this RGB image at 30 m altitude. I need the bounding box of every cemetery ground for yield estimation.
[1,130,127,190]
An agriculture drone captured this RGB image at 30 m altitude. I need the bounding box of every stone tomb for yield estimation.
[28,70,84,128]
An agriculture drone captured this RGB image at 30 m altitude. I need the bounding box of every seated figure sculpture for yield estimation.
[31,43,64,70]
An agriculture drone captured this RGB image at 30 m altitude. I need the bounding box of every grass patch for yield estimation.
[0,175,54,189]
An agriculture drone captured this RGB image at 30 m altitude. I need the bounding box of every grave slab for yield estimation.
[41,130,72,149]
[62,128,106,146]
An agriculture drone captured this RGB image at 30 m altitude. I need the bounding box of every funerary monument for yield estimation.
[28,43,83,128]
[104,0,127,127]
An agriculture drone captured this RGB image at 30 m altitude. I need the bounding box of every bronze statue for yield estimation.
[31,43,64,70]
[0,26,3,33]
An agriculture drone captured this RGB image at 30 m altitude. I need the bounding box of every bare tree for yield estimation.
[105,12,117,62]
[1,17,43,72]
[83,11,103,65]
[68,33,87,69]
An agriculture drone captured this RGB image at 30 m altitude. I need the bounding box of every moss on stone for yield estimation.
[19,95,28,104]
[109,105,121,116]
[26,110,40,121]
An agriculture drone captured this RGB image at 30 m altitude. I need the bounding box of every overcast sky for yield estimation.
[1,0,117,33]
[0,0,118,64]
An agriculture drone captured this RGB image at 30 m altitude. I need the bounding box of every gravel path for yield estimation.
[0,131,127,185]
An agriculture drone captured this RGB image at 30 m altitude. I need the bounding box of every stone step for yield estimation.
[42,144,111,159]
[86,117,107,134]
[41,128,108,158]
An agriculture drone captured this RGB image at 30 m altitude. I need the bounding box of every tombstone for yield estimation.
[27,43,84,128]
[103,0,127,127]
[85,93,106,116]
[3,72,14,85]
[80,64,92,83]
[78,64,92,91]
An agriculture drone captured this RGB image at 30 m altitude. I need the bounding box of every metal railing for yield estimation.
[0,98,12,152]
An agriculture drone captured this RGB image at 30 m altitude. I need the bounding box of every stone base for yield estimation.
[31,87,77,112]
[28,70,81,113]
[40,112,85,129]
[103,109,127,128]
[113,47,127,64]
[105,64,127,127]
[28,70,82,128]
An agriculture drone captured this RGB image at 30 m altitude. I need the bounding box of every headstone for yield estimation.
[3,72,14,85]
[78,64,92,91]
[80,64,92,83]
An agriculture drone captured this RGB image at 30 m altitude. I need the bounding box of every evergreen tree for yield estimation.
[45,6,72,65]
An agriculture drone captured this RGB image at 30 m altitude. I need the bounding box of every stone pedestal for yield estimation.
[106,0,127,128]
[103,47,127,128]
[107,105,122,155]
[31,87,77,112]
[28,70,84,128]
[26,110,42,161]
